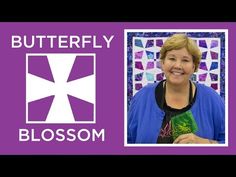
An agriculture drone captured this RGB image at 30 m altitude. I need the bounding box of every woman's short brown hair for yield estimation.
[160,33,202,72]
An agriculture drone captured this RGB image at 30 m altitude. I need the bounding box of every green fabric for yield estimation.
[171,111,198,140]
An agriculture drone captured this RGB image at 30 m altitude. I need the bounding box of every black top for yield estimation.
[155,80,197,143]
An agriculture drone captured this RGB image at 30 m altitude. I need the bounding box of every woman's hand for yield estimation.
[173,133,218,144]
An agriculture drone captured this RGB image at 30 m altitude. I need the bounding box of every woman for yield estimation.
[127,33,225,144]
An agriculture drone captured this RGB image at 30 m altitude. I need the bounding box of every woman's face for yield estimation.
[161,47,195,86]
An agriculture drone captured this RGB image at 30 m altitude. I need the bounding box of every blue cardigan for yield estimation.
[127,82,225,144]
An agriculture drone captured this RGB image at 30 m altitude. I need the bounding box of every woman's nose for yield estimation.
[173,60,182,68]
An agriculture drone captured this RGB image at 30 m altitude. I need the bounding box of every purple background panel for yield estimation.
[0,22,235,155]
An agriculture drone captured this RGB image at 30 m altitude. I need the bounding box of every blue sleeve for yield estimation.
[127,88,147,143]
[213,94,225,144]
[127,94,138,144]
